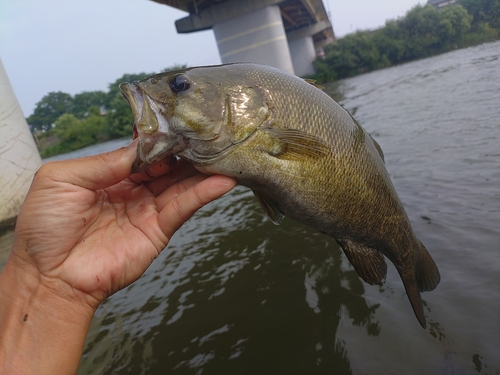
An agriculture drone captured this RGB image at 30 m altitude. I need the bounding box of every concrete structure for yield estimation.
[150,0,335,76]
[213,6,294,73]
[0,57,42,231]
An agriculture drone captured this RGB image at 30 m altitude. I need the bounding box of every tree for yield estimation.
[27,91,74,133]
[438,6,472,46]
[400,5,442,59]
[374,20,407,64]
[45,106,107,157]
[71,91,107,118]
[460,0,500,30]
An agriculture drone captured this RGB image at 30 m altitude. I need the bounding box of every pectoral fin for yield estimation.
[266,127,330,159]
[338,239,388,286]
[252,189,285,225]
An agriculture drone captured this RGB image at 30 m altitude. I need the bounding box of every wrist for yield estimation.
[0,254,96,374]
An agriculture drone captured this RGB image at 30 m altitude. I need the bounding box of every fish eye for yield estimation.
[169,74,191,93]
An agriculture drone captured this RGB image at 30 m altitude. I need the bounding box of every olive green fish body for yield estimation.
[120,63,440,328]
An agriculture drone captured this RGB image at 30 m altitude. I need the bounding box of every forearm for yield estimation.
[0,257,95,375]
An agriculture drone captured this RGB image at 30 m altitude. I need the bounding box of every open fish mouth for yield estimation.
[120,82,186,172]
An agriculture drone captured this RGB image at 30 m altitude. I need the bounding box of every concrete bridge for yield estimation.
[151,0,335,76]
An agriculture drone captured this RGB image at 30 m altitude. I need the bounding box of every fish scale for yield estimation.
[120,63,440,328]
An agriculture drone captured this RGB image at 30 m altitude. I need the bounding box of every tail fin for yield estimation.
[402,241,440,329]
[402,277,427,328]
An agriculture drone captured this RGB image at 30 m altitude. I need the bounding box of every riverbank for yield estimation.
[313,3,499,82]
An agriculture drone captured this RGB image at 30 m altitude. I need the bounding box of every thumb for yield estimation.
[39,139,138,191]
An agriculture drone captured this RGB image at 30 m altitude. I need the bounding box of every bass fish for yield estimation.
[120,63,440,328]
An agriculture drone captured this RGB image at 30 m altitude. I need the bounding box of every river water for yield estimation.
[1,41,499,374]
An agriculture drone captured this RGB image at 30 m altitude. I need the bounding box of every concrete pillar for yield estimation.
[0,57,42,230]
[213,6,295,74]
[288,35,317,77]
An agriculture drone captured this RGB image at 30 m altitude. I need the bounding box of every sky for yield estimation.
[0,0,426,117]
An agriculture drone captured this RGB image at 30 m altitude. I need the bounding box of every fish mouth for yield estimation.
[120,82,186,173]
[130,131,186,173]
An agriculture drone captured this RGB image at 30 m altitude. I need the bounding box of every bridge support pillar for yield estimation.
[288,35,316,77]
[212,5,294,74]
[0,57,42,230]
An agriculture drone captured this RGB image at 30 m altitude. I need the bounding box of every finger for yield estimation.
[145,159,202,196]
[157,175,237,239]
[146,156,177,177]
[129,156,177,184]
[154,173,209,210]
[37,139,138,191]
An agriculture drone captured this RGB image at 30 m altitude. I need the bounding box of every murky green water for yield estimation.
[1,41,499,374]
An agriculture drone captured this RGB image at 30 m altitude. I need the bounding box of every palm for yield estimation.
[69,181,168,296]
[11,149,235,309]
[16,178,161,301]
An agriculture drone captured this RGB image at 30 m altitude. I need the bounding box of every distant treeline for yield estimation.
[314,0,500,81]
[28,65,185,158]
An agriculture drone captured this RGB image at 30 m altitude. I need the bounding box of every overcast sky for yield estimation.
[1,0,426,117]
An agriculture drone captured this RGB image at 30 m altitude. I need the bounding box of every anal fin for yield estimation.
[338,239,388,286]
[416,240,440,292]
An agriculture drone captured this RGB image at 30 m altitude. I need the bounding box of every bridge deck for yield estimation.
[150,0,334,44]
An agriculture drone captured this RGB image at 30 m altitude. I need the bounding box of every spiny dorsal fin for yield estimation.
[338,239,388,286]
[252,189,285,225]
[369,134,385,162]
[303,78,324,91]
[265,127,330,159]
[346,110,385,162]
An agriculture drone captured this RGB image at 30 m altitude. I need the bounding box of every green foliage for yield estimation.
[41,106,107,157]
[27,91,73,133]
[460,0,500,29]
[71,91,108,119]
[316,1,496,82]
[29,64,187,157]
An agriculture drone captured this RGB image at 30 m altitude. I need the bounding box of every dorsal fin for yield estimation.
[344,109,385,162]
[303,78,324,91]
[369,134,385,162]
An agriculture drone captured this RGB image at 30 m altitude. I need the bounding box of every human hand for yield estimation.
[0,141,236,374]
[9,140,236,310]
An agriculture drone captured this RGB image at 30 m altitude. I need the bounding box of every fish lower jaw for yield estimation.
[134,133,186,172]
